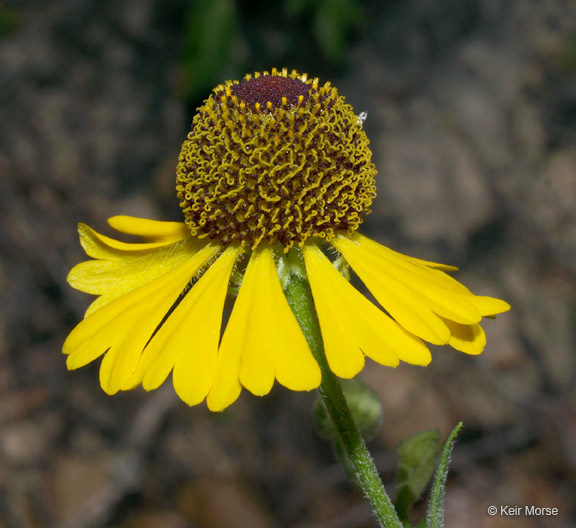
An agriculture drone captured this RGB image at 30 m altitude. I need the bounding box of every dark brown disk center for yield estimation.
[231,76,310,108]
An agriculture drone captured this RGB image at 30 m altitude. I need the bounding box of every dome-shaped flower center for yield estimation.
[176,68,377,250]
[231,75,310,108]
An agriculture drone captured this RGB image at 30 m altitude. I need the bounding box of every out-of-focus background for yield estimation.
[1,0,575,527]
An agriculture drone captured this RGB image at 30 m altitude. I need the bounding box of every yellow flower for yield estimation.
[64,68,510,411]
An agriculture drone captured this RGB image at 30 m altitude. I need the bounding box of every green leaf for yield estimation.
[426,422,463,528]
[394,429,442,524]
[180,0,237,100]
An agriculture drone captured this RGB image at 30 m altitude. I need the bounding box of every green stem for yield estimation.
[285,272,402,528]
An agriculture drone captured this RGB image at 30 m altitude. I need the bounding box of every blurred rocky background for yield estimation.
[1,0,575,526]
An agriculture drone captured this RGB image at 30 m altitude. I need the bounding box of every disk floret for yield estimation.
[176,68,377,250]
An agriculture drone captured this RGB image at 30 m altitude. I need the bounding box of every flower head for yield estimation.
[176,68,376,249]
[64,68,510,411]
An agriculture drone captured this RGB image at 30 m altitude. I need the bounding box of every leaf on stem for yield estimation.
[426,422,463,528]
[394,429,442,524]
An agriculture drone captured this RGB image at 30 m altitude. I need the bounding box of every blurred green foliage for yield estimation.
[179,0,363,102]
[0,5,21,37]
[180,0,237,102]
[286,0,362,62]
[557,37,576,72]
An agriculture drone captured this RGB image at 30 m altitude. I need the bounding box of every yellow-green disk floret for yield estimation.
[176,68,377,250]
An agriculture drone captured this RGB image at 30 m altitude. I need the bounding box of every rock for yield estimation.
[49,454,111,522]
[175,476,274,528]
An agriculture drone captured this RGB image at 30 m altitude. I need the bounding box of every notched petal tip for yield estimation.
[304,243,430,376]
[444,319,486,355]
[333,233,512,347]
[209,246,320,409]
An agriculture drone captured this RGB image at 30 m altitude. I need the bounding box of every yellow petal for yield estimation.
[107,216,189,242]
[404,255,459,272]
[64,244,220,394]
[468,295,511,317]
[128,246,242,406]
[304,244,431,378]
[352,235,469,291]
[332,235,451,344]
[84,295,112,317]
[346,234,510,319]
[69,222,208,316]
[443,319,486,355]
[207,246,320,412]
[68,237,202,310]
[77,223,189,258]
[337,233,483,325]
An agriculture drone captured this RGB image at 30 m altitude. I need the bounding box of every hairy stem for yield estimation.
[285,271,402,528]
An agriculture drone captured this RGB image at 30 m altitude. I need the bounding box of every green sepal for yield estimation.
[333,254,351,281]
